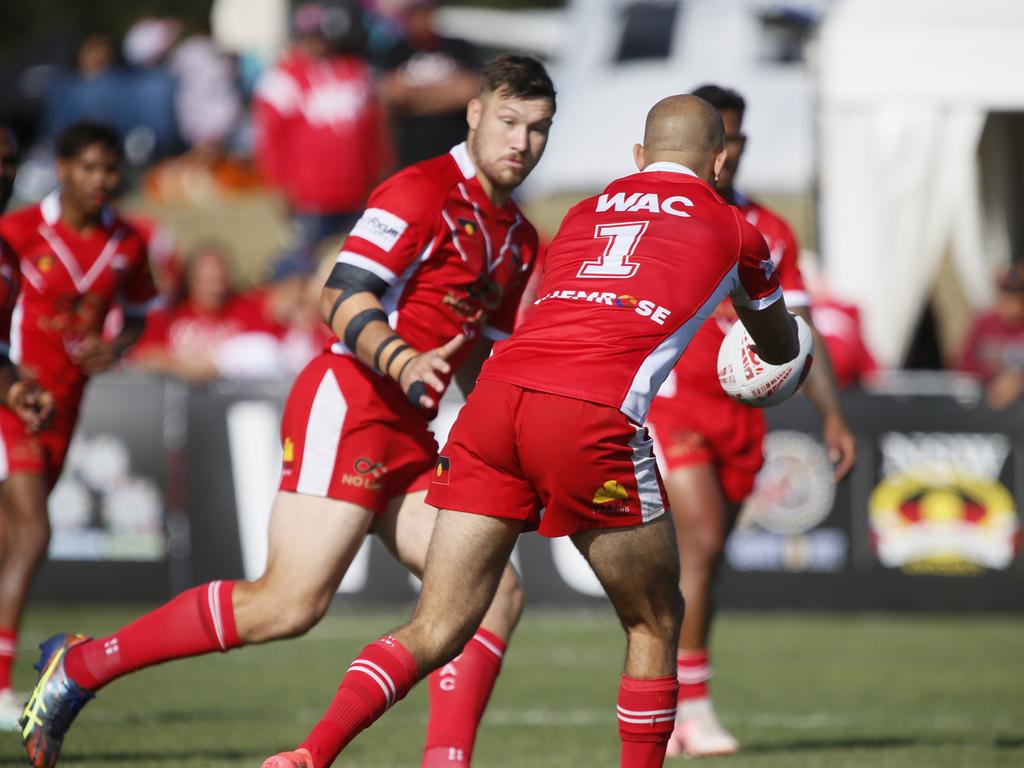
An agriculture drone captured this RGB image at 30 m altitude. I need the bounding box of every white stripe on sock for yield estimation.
[349,663,394,708]
[472,632,504,661]
[208,581,226,651]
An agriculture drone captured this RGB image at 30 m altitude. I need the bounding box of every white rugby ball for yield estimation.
[717,315,813,407]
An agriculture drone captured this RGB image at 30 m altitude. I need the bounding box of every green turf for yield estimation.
[2,605,1022,766]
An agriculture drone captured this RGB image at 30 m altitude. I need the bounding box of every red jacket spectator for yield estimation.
[812,299,878,388]
[253,47,385,215]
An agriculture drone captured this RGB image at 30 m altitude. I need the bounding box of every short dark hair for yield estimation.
[691,84,745,121]
[481,54,556,110]
[55,120,122,160]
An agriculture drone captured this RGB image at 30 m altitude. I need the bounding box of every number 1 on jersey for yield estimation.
[577,221,649,279]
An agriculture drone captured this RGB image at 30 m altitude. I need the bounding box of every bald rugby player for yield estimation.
[261,95,804,768]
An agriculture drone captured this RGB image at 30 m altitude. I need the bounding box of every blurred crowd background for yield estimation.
[0,0,1019,409]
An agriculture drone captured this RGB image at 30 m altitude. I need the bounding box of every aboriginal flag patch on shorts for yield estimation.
[434,456,451,485]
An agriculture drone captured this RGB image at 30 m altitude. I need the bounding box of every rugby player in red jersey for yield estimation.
[0,122,156,729]
[21,55,555,768]
[0,124,58,727]
[262,95,805,768]
[645,85,856,757]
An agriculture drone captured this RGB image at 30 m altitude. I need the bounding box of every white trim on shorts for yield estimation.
[296,369,348,497]
[629,424,664,524]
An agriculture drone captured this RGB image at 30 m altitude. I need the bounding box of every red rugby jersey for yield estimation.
[333,142,539,388]
[665,194,808,398]
[479,162,782,424]
[0,192,157,404]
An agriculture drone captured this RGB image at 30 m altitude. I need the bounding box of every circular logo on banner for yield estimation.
[868,471,1020,574]
[739,431,835,535]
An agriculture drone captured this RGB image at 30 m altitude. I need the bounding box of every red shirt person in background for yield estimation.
[958,264,1024,410]
[132,242,264,382]
[253,0,388,275]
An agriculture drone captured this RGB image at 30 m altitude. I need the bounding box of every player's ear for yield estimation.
[713,149,727,181]
[466,97,483,131]
[633,143,645,171]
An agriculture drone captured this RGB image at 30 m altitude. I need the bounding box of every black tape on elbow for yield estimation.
[325,262,390,297]
[344,308,389,352]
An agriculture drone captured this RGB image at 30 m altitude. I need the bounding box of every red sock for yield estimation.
[677,649,710,702]
[422,628,506,767]
[64,580,240,691]
[0,628,16,690]
[617,675,677,767]
[300,636,419,768]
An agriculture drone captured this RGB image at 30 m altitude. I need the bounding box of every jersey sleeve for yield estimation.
[120,237,161,318]
[335,169,447,286]
[482,226,539,341]
[731,215,783,310]
[772,217,810,308]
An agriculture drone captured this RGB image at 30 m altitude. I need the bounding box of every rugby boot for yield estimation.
[666,697,739,758]
[261,747,314,767]
[20,633,95,768]
[0,688,27,730]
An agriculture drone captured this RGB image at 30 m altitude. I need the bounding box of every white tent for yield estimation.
[818,0,1024,366]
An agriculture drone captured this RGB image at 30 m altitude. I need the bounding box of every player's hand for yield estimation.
[398,334,467,410]
[822,413,856,481]
[71,336,120,375]
[6,378,55,433]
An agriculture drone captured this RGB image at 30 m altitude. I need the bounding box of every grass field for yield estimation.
[2,605,1021,767]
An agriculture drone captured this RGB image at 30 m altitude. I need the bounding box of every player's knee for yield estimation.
[246,578,331,640]
[410,615,475,668]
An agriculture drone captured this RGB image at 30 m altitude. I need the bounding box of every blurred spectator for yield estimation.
[122,18,181,69]
[130,242,329,382]
[957,264,1024,410]
[252,0,386,274]
[801,254,878,388]
[131,242,264,382]
[811,300,878,389]
[168,23,244,155]
[378,0,481,168]
[46,33,178,164]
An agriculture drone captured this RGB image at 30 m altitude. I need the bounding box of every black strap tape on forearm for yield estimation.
[343,308,389,353]
[373,334,400,372]
[384,343,412,376]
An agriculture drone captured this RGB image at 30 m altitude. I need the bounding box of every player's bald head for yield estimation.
[643,95,724,162]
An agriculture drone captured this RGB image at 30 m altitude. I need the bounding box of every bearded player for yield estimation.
[0,121,155,727]
[0,124,59,726]
[262,94,804,768]
[645,85,856,758]
[22,55,555,768]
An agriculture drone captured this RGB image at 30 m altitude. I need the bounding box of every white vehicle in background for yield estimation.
[440,0,834,199]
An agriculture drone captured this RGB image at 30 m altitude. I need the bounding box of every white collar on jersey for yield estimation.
[642,161,699,178]
[41,189,116,229]
[449,142,476,180]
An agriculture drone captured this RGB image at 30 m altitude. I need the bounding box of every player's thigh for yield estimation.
[571,514,681,631]
[411,509,522,633]
[373,489,435,577]
[259,490,374,602]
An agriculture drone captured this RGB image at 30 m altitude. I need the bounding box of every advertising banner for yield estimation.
[33,377,1024,611]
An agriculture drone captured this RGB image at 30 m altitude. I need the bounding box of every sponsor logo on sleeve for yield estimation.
[350,208,409,252]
